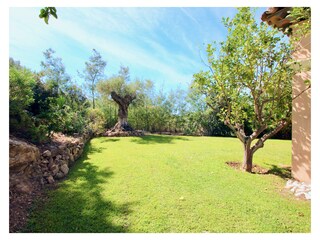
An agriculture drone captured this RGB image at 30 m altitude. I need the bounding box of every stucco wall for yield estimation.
[291,33,311,184]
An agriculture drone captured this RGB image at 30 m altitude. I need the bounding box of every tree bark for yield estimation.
[110,91,135,131]
[92,95,95,109]
[241,121,288,172]
[242,138,253,172]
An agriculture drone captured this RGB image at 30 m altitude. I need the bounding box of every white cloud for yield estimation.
[49,16,194,85]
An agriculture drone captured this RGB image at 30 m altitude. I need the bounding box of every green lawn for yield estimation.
[25,135,310,233]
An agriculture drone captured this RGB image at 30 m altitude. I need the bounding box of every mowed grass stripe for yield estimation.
[25,135,310,233]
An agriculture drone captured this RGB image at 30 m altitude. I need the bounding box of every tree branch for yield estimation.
[224,120,245,143]
[111,91,124,106]
[249,124,267,141]
[251,120,288,153]
[124,94,136,104]
[292,84,311,101]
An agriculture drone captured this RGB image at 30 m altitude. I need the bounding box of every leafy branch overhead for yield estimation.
[39,7,58,24]
[287,7,311,37]
[287,7,311,87]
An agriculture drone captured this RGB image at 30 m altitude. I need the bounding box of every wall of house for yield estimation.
[291,33,311,184]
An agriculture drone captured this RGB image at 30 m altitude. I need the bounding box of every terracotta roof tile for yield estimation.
[261,7,292,30]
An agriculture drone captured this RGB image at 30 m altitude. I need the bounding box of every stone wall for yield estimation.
[9,133,91,192]
[9,139,42,193]
[39,136,89,184]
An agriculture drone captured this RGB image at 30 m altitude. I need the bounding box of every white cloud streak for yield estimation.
[53,8,204,84]
[10,7,235,90]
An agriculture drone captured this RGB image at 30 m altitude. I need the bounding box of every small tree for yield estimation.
[79,49,107,109]
[97,66,149,132]
[193,8,299,172]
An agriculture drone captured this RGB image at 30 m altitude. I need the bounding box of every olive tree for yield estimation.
[193,8,299,172]
[97,66,151,132]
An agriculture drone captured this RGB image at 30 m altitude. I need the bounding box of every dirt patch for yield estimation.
[10,180,42,232]
[225,161,269,174]
[9,179,60,232]
[225,161,292,180]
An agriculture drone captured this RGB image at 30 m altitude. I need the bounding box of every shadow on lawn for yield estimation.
[26,142,135,233]
[266,164,292,180]
[100,138,120,143]
[131,134,189,144]
[226,161,292,180]
[84,142,106,154]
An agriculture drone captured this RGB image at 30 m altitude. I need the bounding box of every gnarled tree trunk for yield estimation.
[110,91,135,131]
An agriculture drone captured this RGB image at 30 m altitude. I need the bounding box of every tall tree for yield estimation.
[193,8,299,172]
[79,49,107,109]
[40,48,70,94]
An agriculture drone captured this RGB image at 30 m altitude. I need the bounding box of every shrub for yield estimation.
[9,62,35,118]
[86,108,106,136]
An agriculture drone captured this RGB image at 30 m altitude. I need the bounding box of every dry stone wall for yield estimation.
[39,136,88,184]
[10,139,42,194]
[9,133,91,192]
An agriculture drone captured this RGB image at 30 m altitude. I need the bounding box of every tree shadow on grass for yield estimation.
[130,135,189,144]
[266,164,292,180]
[25,142,136,233]
[84,141,107,154]
[226,161,292,180]
[100,138,120,143]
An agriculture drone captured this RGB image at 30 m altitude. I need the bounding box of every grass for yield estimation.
[25,135,310,233]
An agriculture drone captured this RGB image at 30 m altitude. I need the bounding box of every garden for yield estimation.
[9,7,311,234]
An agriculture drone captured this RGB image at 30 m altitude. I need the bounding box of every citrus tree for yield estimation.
[193,8,300,172]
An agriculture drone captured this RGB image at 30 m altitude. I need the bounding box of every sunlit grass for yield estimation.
[25,135,310,233]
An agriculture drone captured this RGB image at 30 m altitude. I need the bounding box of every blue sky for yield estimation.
[9,7,265,92]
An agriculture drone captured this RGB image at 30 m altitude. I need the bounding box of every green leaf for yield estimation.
[304,80,311,85]
[39,10,46,18]
[51,11,58,19]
